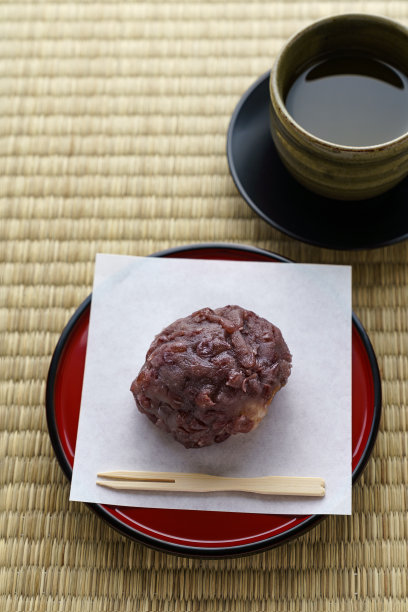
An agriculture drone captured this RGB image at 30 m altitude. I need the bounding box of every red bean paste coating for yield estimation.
[130,306,292,448]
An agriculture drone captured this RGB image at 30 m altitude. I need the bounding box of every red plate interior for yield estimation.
[49,246,380,553]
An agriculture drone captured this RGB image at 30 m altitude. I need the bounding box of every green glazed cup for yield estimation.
[269,14,408,200]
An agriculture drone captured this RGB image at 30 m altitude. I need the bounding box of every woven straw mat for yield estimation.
[1,1,407,611]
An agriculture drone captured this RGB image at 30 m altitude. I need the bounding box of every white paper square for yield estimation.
[70,254,352,515]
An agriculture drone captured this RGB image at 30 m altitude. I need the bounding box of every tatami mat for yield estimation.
[1,1,408,610]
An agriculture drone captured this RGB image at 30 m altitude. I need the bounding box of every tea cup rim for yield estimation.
[270,12,408,153]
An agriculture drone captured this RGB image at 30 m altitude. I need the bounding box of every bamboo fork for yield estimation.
[96,471,325,497]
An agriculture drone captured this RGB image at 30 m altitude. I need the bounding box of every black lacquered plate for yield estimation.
[227,72,408,250]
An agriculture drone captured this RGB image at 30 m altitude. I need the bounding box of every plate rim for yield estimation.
[226,71,408,250]
[45,242,382,558]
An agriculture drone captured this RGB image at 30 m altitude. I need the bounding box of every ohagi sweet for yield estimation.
[131,305,292,448]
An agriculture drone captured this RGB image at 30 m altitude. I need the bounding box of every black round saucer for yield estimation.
[227,71,408,250]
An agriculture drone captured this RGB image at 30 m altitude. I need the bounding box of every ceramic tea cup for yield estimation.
[269,14,408,200]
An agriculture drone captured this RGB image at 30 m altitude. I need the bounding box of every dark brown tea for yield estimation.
[285,55,408,146]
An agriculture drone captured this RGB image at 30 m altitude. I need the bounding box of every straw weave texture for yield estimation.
[1,1,408,610]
